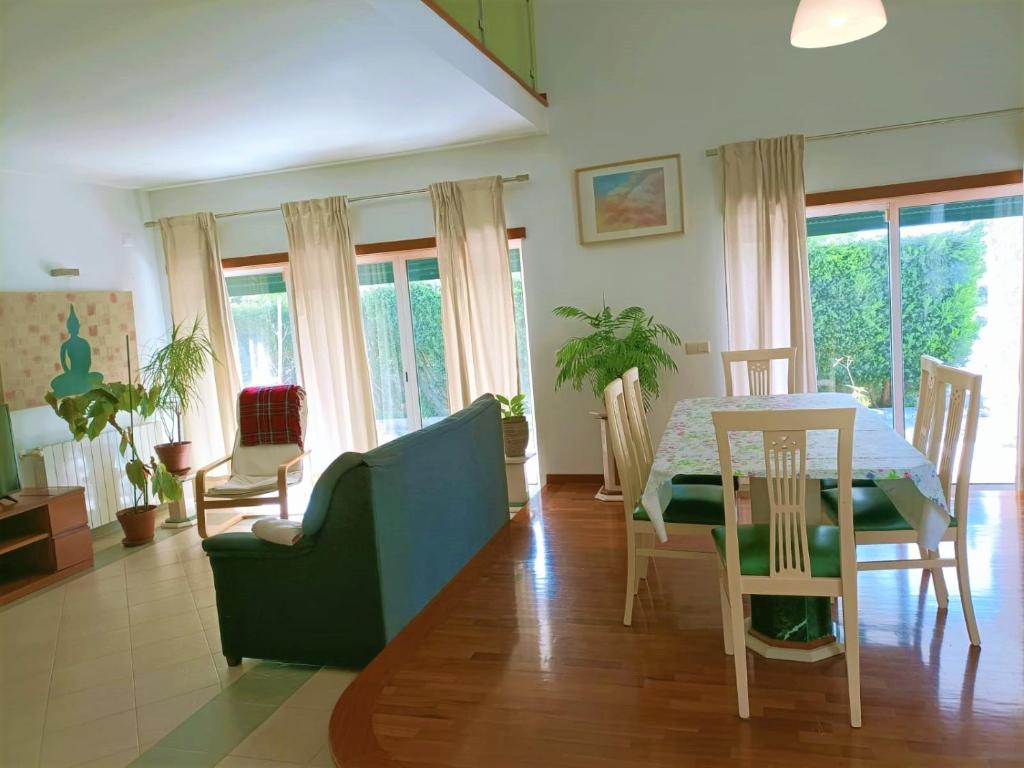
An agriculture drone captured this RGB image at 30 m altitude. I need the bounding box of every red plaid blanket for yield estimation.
[239,385,305,450]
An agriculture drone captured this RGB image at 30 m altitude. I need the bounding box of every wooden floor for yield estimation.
[330,483,1024,767]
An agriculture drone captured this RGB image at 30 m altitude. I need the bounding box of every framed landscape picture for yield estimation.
[574,154,684,244]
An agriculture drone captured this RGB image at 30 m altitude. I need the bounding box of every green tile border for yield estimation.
[91,520,190,569]
[130,661,320,767]
[0,518,190,613]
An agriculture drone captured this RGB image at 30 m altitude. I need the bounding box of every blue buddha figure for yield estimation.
[50,305,104,397]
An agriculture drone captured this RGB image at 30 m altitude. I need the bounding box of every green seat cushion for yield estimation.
[821,486,957,531]
[671,473,740,490]
[710,524,842,577]
[633,484,725,526]
[818,478,878,490]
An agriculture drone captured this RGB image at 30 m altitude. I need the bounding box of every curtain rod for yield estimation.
[704,107,1023,157]
[143,173,530,228]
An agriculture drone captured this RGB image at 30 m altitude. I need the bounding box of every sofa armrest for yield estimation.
[202,532,315,560]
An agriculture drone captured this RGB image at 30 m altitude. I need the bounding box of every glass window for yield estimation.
[806,209,894,425]
[899,195,1023,482]
[406,257,450,427]
[354,242,535,446]
[807,189,1023,483]
[357,261,410,442]
[225,269,298,388]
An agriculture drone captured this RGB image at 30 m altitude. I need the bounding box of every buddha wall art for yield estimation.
[0,291,139,411]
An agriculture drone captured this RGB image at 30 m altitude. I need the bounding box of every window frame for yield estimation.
[223,262,303,389]
[357,247,438,433]
[222,227,531,441]
[807,180,1023,438]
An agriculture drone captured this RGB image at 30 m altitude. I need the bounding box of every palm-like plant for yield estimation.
[553,304,681,409]
[142,317,217,443]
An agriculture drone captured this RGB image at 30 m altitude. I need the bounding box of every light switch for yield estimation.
[684,340,709,355]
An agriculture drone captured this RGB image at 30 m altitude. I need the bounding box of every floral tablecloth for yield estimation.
[640,393,950,549]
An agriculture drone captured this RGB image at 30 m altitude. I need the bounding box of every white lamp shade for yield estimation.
[791,0,887,48]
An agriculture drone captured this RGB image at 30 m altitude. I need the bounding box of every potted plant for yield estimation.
[142,317,217,475]
[553,304,681,407]
[47,355,182,546]
[496,393,529,457]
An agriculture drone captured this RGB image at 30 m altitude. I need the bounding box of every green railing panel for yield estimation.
[433,0,482,43]
[430,0,537,91]
[481,0,535,87]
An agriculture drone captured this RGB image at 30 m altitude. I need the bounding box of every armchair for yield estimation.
[195,389,308,538]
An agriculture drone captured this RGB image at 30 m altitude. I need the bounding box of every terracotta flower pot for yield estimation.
[155,441,192,476]
[116,505,158,547]
[502,416,530,458]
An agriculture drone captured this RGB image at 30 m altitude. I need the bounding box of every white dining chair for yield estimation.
[621,368,729,489]
[721,346,797,396]
[911,355,943,452]
[712,406,861,727]
[821,362,982,646]
[604,378,726,627]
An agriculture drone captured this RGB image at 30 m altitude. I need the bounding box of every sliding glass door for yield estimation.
[898,195,1023,482]
[357,242,535,446]
[224,267,299,388]
[808,186,1023,483]
[406,257,450,427]
[807,207,895,425]
[357,260,412,442]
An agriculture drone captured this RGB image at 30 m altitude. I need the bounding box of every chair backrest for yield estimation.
[232,390,308,477]
[911,355,943,452]
[712,407,855,581]
[621,367,654,476]
[603,378,645,518]
[923,363,981,522]
[721,347,797,396]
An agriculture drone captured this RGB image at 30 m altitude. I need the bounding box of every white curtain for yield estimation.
[720,134,817,393]
[281,196,377,467]
[430,176,519,410]
[158,213,241,466]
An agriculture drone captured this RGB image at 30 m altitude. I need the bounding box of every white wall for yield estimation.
[146,0,1024,479]
[0,171,170,454]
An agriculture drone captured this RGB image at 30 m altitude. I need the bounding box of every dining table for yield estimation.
[640,392,951,662]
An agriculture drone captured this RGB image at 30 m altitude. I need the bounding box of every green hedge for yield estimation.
[809,223,985,406]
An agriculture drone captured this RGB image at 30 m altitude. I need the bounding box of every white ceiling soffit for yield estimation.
[0,0,547,189]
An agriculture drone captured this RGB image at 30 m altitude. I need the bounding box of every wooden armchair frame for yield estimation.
[195,450,309,539]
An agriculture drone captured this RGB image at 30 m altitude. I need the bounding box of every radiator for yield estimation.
[20,421,164,529]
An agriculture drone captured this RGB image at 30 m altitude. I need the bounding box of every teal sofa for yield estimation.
[201,395,509,667]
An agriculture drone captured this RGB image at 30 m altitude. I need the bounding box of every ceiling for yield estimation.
[0,0,543,189]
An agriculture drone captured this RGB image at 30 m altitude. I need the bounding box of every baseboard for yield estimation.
[545,473,603,485]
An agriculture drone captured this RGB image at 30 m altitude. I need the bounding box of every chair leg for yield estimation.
[635,533,652,590]
[840,592,862,728]
[728,591,749,719]
[954,536,981,646]
[623,530,637,627]
[196,496,209,539]
[919,545,949,608]
[718,568,734,656]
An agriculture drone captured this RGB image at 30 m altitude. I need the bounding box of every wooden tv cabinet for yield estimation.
[0,487,92,606]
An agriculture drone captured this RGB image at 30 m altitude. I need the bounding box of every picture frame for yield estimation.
[573,154,684,245]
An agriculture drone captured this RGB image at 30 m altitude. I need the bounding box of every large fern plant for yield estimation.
[553,304,681,409]
[142,317,217,444]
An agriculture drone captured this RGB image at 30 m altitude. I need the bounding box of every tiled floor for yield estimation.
[0,514,356,768]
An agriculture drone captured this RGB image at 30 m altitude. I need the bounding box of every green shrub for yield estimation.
[808,223,985,407]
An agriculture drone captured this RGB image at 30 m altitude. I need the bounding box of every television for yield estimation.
[0,403,19,502]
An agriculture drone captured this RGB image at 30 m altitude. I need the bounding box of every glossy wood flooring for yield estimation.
[330,483,1024,767]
